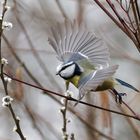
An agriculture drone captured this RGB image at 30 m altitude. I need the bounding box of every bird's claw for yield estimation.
[115,92,127,104]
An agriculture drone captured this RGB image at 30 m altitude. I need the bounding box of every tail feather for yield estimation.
[115,78,139,92]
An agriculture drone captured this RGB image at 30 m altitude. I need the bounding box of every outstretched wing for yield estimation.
[48,20,110,67]
[78,65,119,99]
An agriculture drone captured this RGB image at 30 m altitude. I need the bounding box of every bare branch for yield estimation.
[4,73,140,122]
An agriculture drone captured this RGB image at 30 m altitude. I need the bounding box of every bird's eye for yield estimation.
[60,64,76,78]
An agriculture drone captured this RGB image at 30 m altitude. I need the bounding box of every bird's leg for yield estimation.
[111,88,127,104]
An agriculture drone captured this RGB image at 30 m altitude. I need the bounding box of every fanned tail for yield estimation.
[115,78,139,92]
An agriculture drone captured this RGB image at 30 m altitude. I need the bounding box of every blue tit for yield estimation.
[48,20,138,101]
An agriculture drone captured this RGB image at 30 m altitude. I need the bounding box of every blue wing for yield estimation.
[115,78,139,92]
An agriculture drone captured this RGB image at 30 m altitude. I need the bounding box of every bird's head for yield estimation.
[56,61,83,80]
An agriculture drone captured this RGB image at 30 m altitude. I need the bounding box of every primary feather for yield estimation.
[48,20,110,67]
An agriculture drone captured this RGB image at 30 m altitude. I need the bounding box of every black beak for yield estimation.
[56,71,59,75]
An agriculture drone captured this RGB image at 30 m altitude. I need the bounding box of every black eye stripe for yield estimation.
[61,63,74,71]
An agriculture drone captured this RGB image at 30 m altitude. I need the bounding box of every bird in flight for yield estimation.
[48,20,139,103]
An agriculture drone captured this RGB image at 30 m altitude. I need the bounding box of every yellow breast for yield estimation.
[67,75,80,88]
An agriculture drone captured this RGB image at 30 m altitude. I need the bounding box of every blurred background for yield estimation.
[0,0,140,140]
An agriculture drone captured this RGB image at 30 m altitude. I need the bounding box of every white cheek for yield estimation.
[60,64,75,78]
[60,71,71,77]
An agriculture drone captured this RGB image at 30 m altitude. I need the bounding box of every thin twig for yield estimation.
[0,0,8,60]
[109,89,137,116]
[55,0,68,19]
[61,97,69,140]
[93,0,140,52]
[0,1,25,139]
[119,105,140,139]
[3,34,43,87]
[3,36,113,140]
[13,0,63,92]
[106,0,134,34]
[131,0,140,34]
[24,103,59,140]
[116,0,136,32]
[4,73,140,121]
[1,64,8,95]
[93,0,134,40]
[77,0,84,24]
[135,0,140,22]
[8,105,26,140]
[110,92,140,139]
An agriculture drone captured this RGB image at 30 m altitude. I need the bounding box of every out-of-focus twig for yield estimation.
[55,0,68,19]
[13,0,63,92]
[0,137,11,140]
[3,35,114,140]
[111,94,140,139]
[3,34,43,87]
[77,0,84,24]
[61,96,69,140]
[0,1,25,140]
[85,95,97,140]
[121,105,140,139]
[24,103,61,140]
[100,92,112,131]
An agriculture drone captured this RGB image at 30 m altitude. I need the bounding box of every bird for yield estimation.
[48,20,139,103]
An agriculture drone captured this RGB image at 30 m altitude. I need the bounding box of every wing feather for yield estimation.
[78,65,118,99]
[48,20,110,66]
